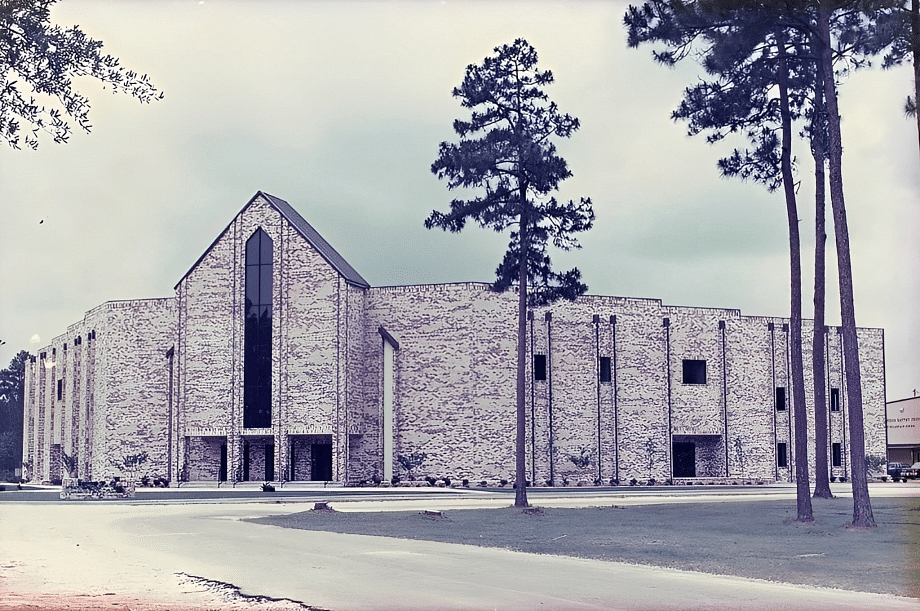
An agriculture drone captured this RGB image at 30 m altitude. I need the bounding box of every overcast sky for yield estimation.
[1,0,917,401]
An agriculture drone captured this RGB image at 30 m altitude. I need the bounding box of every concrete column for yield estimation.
[383,339,395,481]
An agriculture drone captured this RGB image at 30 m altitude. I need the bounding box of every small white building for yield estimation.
[22,192,888,485]
[886,396,920,465]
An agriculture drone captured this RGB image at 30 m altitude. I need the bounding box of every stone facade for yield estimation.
[22,298,175,483]
[21,192,887,486]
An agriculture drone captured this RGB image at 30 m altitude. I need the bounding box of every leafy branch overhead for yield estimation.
[0,0,164,149]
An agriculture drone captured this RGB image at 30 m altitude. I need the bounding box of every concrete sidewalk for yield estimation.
[1,489,917,610]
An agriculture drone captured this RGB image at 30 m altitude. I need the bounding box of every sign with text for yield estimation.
[887,397,920,446]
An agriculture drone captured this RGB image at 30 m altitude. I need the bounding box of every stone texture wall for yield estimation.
[344,283,370,484]
[21,194,887,488]
[363,283,518,484]
[358,283,887,486]
[21,298,174,483]
[724,317,775,480]
[175,194,363,483]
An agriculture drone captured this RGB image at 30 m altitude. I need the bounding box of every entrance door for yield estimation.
[311,444,333,481]
[290,443,297,481]
[243,443,250,481]
[673,441,696,478]
[265,444,274,481]
[219,444,227,482]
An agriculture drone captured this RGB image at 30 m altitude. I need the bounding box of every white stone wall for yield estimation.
[359,282,887,486]
[21,298,174,483]
[364,283,519,484]
[22,194,888,488]
[175,194,363,483]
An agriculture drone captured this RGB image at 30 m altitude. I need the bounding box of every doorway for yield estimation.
[311,444,333,481]
[219,444,227,482]
[265,444,274,481]
[673,441,696,478]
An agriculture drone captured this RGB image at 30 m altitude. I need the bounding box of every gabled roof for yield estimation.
[175,191,370,289]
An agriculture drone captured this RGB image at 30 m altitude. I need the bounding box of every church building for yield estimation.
[21,192,888,486]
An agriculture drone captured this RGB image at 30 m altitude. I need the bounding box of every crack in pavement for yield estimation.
[176,572,330,610]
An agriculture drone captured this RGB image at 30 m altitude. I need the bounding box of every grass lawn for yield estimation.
[250,495,920,598]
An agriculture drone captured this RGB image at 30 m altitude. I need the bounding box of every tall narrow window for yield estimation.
[533,354,547,381]
[830,388,840,412]
[244,228,272,428]
[57,379,62,401]
[832,442,842,467]
[599,356,612,383]
[776,387,786,411]
[777,442,788,468]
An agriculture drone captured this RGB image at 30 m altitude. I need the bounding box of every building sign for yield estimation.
[887,397,920,446]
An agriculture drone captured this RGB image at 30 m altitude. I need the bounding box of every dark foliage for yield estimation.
[426,38,594,306]
[0,351,28,478]
[0,0,163,149]
[427,39,594,508]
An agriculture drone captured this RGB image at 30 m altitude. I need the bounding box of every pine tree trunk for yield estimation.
[515,213,530,508]
[777,29,813,523]
[811,60,833,500]
[911,0,920,158]
[819,0,875,528]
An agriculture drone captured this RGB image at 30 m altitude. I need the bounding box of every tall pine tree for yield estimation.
[427,39,594,508]
[627,0,890,527]
[626,0,816,522]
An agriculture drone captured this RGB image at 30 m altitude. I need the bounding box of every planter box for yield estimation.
[60,480,136,500]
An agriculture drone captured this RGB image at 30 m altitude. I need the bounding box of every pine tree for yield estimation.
[626,0,816,522]
[808,48,834,500]
[427,39,594,508]
[817,0,877,528]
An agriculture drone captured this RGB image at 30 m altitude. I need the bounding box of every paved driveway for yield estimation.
[1,490,916,611]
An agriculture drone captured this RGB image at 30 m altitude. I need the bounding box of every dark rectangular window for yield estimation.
[219,444,227,482]
[599,356,612,383]
[534,354,547,381]
[682,359,706,384]
[832,442,842,467]
[265,444,275,481]
[244,228,273,429]
[830,388,840,412]
[57,379,62,401]
[777,442,788,468]
[776,387,786,411]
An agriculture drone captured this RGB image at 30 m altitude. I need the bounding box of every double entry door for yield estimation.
[290,442,332,481]
[242,441,274,481]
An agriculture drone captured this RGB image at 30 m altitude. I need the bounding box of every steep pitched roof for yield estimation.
[259,192,369,288]
[175,191,370,289]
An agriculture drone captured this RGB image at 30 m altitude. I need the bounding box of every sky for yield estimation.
[0,0,917,401]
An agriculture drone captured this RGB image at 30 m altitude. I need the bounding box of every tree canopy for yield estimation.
[0,0,163,149]
[427,39,594,306]
[0,351,28,479]
[625,0,898,527]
